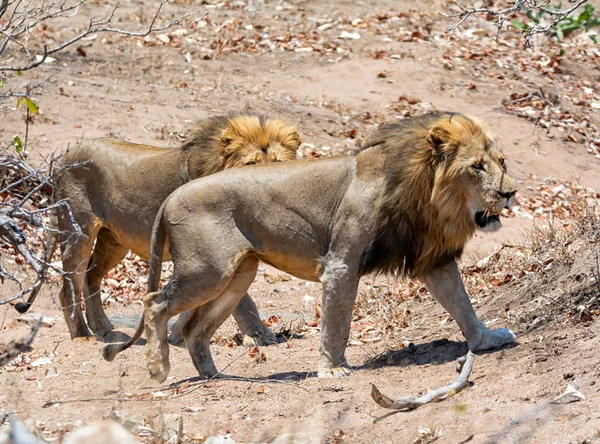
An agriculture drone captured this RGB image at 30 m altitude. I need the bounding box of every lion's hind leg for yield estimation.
[57,208,99,339]
[232,293,279,346]
[143,284,179,383]
[85,228,128,336]
[144,254,258,383]
[170,291,277,347]
[184,256,259,379]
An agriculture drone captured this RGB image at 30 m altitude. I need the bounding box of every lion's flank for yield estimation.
[181,113,300,177]
[359,112,492,279]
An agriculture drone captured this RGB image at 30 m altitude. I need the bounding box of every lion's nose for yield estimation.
[498,190,516,200]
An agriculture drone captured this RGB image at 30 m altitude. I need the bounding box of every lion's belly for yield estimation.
[109,228,172,262]
[255,252,322,282]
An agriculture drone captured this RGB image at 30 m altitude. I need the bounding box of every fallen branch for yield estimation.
[371,351,474,410]
[0,315,42,367]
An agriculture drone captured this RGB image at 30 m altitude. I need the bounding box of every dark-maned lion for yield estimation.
[105,112,517,383]
[22,114,301,340]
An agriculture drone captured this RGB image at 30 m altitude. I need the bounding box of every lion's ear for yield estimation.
[220,129,233,147]
[426,127,451,153]
[289,130,302,150]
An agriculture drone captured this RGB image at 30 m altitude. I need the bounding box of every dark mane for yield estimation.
[359,112,484,279]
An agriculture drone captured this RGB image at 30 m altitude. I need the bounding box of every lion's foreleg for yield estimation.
[422,260,516,351]
[317,259,359,378]
[85,229,128,336]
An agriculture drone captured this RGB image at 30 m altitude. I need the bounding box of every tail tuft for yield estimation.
[102,344,123,362]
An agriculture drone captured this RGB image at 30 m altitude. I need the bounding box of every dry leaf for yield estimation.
[256,385,271,394]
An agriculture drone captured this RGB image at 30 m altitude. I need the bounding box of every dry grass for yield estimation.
[462,183,600,327]
[464,183,599,290]
[353,278,418,341]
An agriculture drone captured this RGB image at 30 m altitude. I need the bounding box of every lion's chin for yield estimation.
[475,212,502,232]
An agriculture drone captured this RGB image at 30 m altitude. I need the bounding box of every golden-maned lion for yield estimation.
[104,112,517,383]
[21,114,301,340]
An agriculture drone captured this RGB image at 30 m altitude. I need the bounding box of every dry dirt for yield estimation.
[2,0,600,443]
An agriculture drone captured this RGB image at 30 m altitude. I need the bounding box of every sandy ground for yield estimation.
[2,0,600,442]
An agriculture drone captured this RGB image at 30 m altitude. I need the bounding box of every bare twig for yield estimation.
[0,0,8,20]
[0,149,86,308]
[0,315,42,367]
[371,351,474,410]
[444,0,589,48]
[0,1,201,73]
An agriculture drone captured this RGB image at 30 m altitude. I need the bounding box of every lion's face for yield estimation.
[427,115,517,233]
[465,141,517,232]
[220,116,301,168]
[430,117,517,233]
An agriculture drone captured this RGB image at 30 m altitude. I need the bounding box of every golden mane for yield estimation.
[181,114,300,178]
[359,112,493,279]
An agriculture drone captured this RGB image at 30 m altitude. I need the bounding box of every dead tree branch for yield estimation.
[0,149,84,307]
[444,0,589,48]
[371,351,474,410]
[0,0,201,74]
[0,315,42,367]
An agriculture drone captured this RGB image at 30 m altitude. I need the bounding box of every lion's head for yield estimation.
[425,114,517,233]
[359,112,517,278]
[182,114,301,178]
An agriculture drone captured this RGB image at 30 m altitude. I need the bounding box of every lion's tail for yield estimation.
[103,200,168,362]
[15,207,59,314]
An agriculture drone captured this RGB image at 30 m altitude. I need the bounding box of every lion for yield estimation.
[104,112,518,383]
[18,114,301,341]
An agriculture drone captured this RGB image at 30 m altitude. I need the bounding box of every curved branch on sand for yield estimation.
[371,351,474,410]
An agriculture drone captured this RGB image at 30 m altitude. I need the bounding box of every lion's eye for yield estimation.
[472,162,485,171]
[245,161,257,166]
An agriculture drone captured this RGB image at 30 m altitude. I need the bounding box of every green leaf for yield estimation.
[12,135,24,153]
[556,27,564,41]
[560,22,583,36]
[590,34,598,44]
[578,4,595,23]
[586,17,600,29]
[512,19,527,31]
[17,70,23,76]
[0,79,3,87]
[17,97,39,114]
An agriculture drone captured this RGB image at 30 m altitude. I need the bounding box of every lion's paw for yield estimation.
[255,328,279,346]
[468,327,516,351]
[317,363,355,378]
[149,364,170,384]
[168,330,185,346]
[87,314,114,338]
[241,328,279,347]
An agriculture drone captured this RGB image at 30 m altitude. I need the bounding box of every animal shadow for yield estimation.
[362,338,468,370]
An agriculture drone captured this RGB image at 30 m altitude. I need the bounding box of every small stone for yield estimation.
[339,31,361,40]
[205,436,236,444]
[272,433,320,444]
[18,313,55,328]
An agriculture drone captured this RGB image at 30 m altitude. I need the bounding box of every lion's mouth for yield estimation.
[475,211,500,229]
